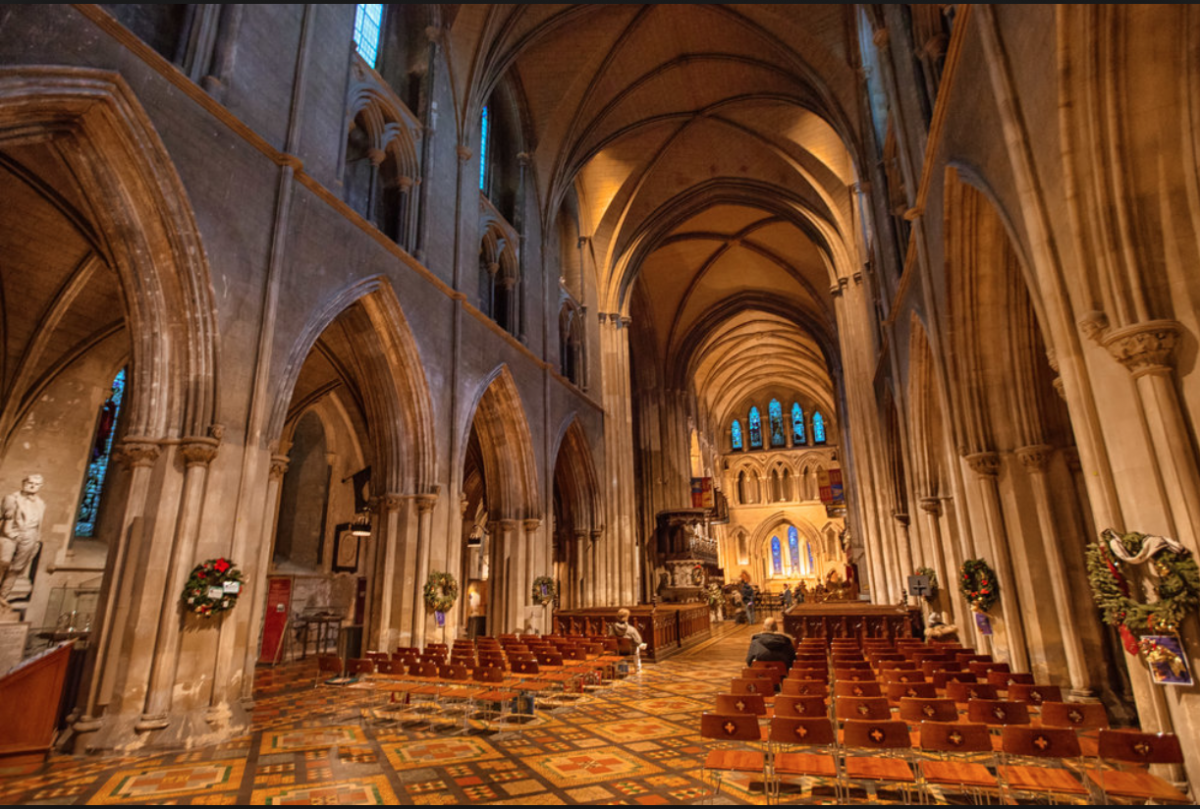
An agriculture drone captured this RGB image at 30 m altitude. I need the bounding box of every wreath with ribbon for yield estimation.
[183,558,244,618]
[916,566,939,601]
[423,571,459,613]
[531,576,556,606]
[959,558,998,613]
[1085,529,1200,652]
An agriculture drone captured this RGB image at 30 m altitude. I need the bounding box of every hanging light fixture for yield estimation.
[350,510,372,537]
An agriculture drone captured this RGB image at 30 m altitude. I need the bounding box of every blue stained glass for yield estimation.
[792,403,805,445]
[748,407,763,449]
[731,419,743,451]
[479,106,489,190]
[807,541,815,574]
[75,368,127,537]
[813,411,826,444]
[788,526,801,575]
[353,4,383,68]
[771,536,783,576]
[768,399,785,447]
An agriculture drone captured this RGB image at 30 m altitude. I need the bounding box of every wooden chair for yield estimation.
[885,681,938,702]
[834,668,876,682]
[834,696,891,722]
[473,665,518,729]
[316,654,343,686]
[921,660,961,677]
[730,677,773,698]
[945,680,997,704]
[987,670,1034,689]
[932,670,977,690]
[787,667,828,683]
[751,660,787,676]
[834,680,883,698]
[768,716,840,801]
[740,667,782,689]
[966,699,1030,728]
[1006,682,1062,706]
[898,697,958,724]
[968,660,1010,676]
[781,679,827,698]
[715,693,769,718]
[1084,730,1192,804]
[841,719,918,800]
[700,713,768,802]
[773,694,828,719]
[917,721,998,803]
[881,669,927,685]
[1039,700,1109,756]
[346,658,376,676]
[997,726,1087,803]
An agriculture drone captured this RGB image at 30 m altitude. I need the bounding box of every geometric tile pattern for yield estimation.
[91,760,245,804]
[250,776,397,805]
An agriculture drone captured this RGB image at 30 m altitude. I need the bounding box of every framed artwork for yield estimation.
[1142,635,1193,687]
[332,523,360,572]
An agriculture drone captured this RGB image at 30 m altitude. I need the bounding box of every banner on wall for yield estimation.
[259,576,293,665]
[690,477,714,509]
[818,468,845,504]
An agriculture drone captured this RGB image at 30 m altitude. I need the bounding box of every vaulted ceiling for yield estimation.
[447,4,863,430]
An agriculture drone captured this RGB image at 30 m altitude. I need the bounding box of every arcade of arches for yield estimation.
[2,2,1200,792]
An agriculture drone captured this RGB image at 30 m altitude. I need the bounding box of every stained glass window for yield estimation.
[813,411,826,444]
[788,526,801,575]
[768,399,786,447]
[792,403,805,445]
[807,541,815,575]
[748,407,763,449]
[771,536,783,576]
[479,105,490,190]
[353,4,383,68]
[75,368,127,537]
[731,419,743,451]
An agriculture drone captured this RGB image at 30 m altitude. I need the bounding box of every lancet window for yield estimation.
[792,403,805,445]
[353,4,383,68]
[748,407,763,449]
[768,399,786,447]
[75,368,127,538]
[813,411,826,444]
[731,419,743,451]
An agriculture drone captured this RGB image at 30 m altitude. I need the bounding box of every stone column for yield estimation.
[1102,322,1200,551]
[73,440,161,743]
[412,493,438,649]
[494,519,519,633]
[140,437,220,729]
[919,497,959,624]
[964,451,1029,670]
[1016,444,1091,694]
[572,530,587,608]
[524,519,542,631]
[894,512,916,604]
[367,494,404,650]
[238,454,289,704]
[589,529,603,607]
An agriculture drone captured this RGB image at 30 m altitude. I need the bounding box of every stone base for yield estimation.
[79,701,252,755]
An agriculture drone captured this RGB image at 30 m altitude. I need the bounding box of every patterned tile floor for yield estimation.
[0,623,1090,805]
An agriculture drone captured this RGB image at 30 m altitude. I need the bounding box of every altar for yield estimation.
[782,602,919,642]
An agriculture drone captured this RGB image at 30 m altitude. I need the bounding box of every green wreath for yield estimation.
[916,566,939,601]
[423,571,459,613]
[959,558,999,613]
[531,576,556,606]
[1085,529,1200,635]
[183,557,244,618]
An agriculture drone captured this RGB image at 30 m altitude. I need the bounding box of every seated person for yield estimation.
[745,617,796,668]
[609,608,648,653]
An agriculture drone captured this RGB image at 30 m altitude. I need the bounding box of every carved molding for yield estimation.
[114,439,161,469]
[1052,376,1066,401]
[180,437,220,468]
[1061,446,1082,473]
[456,145,472,162]
[1101,320,1181,378]
[372,494,405,514]
[523,519,541,532]
[918,497,942,516]
[498,519,521,531]
[1078,310,1110,343]
[964,451,1001,478]
[1016,444,1054,472]
[416,493,438,514]
[893,512,911,527]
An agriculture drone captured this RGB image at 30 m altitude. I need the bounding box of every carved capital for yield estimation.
[396,175,414,192]
[114,439,161,469]
[1101,320,1182,378]
[1016,444,1053,473]
[964,451,1001,478]
[208,423,225,441]
[619,315,632,328]
[366,146,387,167]
[1052,376,1066,401]
[1077,310,1110,343]
[517,151,532,166]
[918,497,942,517]
[372,493,405,514]
[498,518,521,532]
[872,28,889,48]
[180,437,219,468]
[456,145,473,162]
[893,512,911,527]
[459,493,470,516]
[590,529,604,542]
[416,494,438,514]
[269,455,290,481]
[523,519,541,532]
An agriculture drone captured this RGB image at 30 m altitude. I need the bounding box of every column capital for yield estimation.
[523,518,541,532]
[918,497,942,516]
[416,493,438,514]
[964,451,1001,478]
[498,518,521,531]
[114,439,161,469]
[1101,320,1182,378]
[590,529,604,542]
[459,493,470,516]
[372,493,406,513]
[269,455,290,481]
[1016,444,1054,472]
[456,144,473,162]
[893,512,911,527]
[1061,446,1082,473]
[180,437,220,468]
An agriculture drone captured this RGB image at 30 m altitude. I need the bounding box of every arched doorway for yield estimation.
[551,418,602,609]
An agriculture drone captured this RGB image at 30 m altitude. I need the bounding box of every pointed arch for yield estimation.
[462,365,542,520]
[0,67,220,441]
[552,416,603,534]
[268,276,436,495]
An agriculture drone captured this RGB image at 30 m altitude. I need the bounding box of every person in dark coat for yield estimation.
[745,617,796,668]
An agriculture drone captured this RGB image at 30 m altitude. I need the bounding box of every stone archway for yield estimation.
[551,417,603,609]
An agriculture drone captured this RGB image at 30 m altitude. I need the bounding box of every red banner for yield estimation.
[690,477,714,509]
[259,576,293,665]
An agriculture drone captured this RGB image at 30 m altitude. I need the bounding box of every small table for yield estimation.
[297,616,342,659]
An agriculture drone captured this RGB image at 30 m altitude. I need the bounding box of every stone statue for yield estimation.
[0,474,45,605]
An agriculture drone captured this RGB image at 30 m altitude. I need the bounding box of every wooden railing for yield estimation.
[552,603,711,662]
[782,603,920,643]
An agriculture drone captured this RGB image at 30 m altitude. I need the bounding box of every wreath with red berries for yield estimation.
[959,558,999,613]
[182,558,244,618]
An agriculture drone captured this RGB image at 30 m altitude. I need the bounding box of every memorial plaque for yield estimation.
[0,622,30,674]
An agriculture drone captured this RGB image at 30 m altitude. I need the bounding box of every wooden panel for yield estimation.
[0,641,73,765]
[552,604,711,661]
